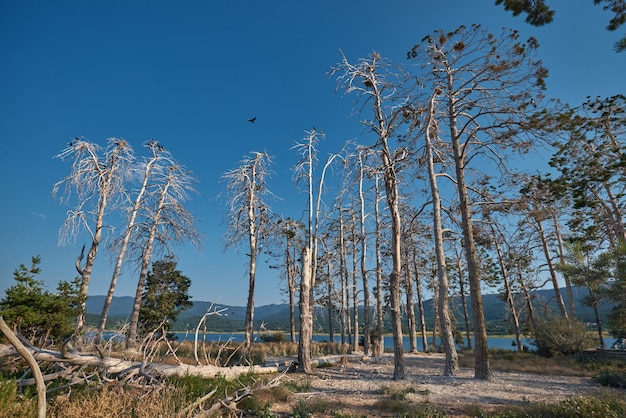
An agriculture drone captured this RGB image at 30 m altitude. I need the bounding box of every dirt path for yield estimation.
[267,352,605,417]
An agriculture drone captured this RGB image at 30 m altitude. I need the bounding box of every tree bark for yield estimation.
[424,103,458,374]
[298,246,313,372]
[450,129,492,380]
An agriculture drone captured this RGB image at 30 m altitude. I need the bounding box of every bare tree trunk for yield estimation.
[97,145,159,344]
[128,239,155,348]
[128,181,171,348]
[517,268,538,330]
[75,201,105,335]
[450,131,492,380]
[589,288,605,349]
[412,255,429,353]
[491,226,524,352]
[339,206,348,346]
[351,220,359,353]
[374,178,385,356]
[456,254,472,350]
[298,246,313,372]
[288,246,296,343]
[535,217,568,319]
[552,213,576,317]
[431,278,439,353]
[357,154,371,355]
[326,261,335,343]
[404,243,418,354]
[424,102,458,374]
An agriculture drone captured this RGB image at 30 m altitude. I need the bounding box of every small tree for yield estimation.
[139,256,192,337]
[0,256,83,345]
[530,315,595,357]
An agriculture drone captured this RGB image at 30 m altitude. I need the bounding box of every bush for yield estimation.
[259,332,286,343]
[595,370,626,388]
[529,316,595,357]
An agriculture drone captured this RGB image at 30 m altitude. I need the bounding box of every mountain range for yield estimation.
[85,286,613,334]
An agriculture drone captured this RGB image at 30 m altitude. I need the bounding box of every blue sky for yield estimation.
[1,1,624,308]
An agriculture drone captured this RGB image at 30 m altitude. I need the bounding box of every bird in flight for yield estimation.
[248,117,256,124]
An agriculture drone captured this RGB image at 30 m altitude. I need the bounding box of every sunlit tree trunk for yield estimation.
[297,246,313,372]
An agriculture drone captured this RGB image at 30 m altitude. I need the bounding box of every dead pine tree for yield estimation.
[53,137,133,337]
[220,151,276,351]
[291,129,345,371]
[127,150,201,348]
[96,139,164,344]
[331,51,411,380]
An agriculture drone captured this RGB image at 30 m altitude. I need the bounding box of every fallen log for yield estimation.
[0,343,285,380]
[0,343,369,384]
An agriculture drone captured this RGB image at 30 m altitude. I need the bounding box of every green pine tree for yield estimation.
[139,256,193,338]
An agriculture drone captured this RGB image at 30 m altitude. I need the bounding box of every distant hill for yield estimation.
[85,286,614,333]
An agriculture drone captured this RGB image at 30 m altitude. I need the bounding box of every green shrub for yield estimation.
[595,370,626,388]
[292,398,329,417]
[530,316,595,357]
[0,376,36,417]
[260,332,285,343]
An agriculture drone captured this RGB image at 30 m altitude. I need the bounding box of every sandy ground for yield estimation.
[265,352,606,417]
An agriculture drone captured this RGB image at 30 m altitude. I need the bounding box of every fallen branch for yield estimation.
[0,317,46,418]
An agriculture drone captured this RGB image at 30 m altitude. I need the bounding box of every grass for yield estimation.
[2,342,625,417]
[459,348,598,377]
[463,391,626,417]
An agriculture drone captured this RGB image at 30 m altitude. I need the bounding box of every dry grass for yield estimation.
[48,386,181,418]
[458,349,598,377]
[4,341,624,417]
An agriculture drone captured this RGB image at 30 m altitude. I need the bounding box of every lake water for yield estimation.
[169,332,528,351]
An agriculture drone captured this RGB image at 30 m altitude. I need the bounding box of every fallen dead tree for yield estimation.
[1,344,366,381]
[0,343,287,380]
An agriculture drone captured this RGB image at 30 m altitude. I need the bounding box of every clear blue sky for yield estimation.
[1,1,624,307]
